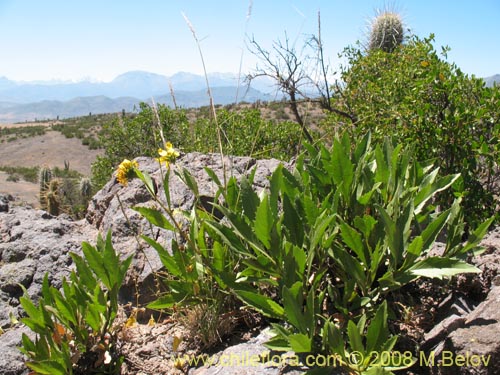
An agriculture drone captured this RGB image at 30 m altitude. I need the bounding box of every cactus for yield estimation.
[369,11,404,53]
[79,177,92,199]
[45,179,61,216]
[38,167,52,208]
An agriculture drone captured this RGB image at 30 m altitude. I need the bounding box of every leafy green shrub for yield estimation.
[0,166,39,183]
[325,35,500,228]
[127,133,491,374]
[91,104,303,189]
[19,232,132,375]
[0,125,46,139]
[198,133,490,374]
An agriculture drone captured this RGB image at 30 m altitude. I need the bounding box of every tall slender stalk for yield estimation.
[182,12,227,187]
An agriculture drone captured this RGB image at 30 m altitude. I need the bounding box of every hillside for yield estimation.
[0,70,278,123]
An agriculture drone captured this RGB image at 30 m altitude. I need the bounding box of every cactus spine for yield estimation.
[39,167,52,208]
[369,11,404,53]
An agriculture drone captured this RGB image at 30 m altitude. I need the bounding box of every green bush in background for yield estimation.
[324,35,500,228]
[91,103,303,188]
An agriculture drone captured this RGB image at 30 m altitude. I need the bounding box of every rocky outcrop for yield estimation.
[0,152,499,375]
[420,227,500,375]
[0,204,98,374]
[0,153,288,374]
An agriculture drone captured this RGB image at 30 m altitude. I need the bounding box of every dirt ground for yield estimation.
[0,130,102,206]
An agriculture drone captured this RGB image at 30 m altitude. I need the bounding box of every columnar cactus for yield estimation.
[79,177,92,199]
[45,179,61,216]
[38,166,52,207]
[369,11,404,53]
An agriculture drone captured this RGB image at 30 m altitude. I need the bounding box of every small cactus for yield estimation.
[38,167,52,208]
[45,179,61,216]
[369,11,404,53]
[79,177,92,199]
[39,167,52,192]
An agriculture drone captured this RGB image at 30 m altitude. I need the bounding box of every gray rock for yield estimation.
[439,286,500,375]
[187,329,345,375]
[0,206,98,373]
[0,326,34,375]
[0,194,13,212]
[422,230,500,375]
[0,153,289,375]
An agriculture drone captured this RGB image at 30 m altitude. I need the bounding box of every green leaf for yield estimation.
[254,193,272,248]
[264,335,292,351]
[340,222,367,265]
[82,241,111,289]
[69,252,97,291]
[288,333,313,353]
[180,168,199,196]
[331,138,354,198]
[282,284,306,332]
[147,294,179,309]
[420,208,451,252]
[212,241,226,272]
[51,287,77,326]
[162,167,172,207]
[135,169,156,197]
[364,367,395,375]
[133,206,174,231]
[26,361,67,375]
[410,257,481,279]
[452,216,495,257]
[235,290,284,318]
[366,301,389,353]
[282,194,303,246]
[415,172,459,214]
[241,175,259,221]
[118,254,134,287]
[204,167,223,189]
[103,230,120,286]
[310,214,335,252]
[353,215,377,240]
[141,235,182,276]
[323,320,345,358]
[347,320,364,354]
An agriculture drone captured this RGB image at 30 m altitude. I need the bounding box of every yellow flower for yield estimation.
[157,142,180,168]
[116,159,138,186]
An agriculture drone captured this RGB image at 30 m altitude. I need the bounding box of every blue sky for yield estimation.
[0,0,498,82]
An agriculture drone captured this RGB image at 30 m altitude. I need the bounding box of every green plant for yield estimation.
[368,11,404,52]
[91,104,303,189]
[128,162,244,349]
[6,173,20,182]
[79,177,92,199]
[128,133,492,374]
[0,166,39,183]
[197,133,491,375]
[326,34,500,228]
[39,167,53,209]
[45,179,61,216]
[19,231,132,375]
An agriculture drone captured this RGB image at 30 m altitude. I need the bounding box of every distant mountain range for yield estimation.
[0,71,276,123]
[485,74,500,87]
[0,71,497,124]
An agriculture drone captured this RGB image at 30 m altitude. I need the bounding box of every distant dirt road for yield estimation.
[0,130,103,206]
